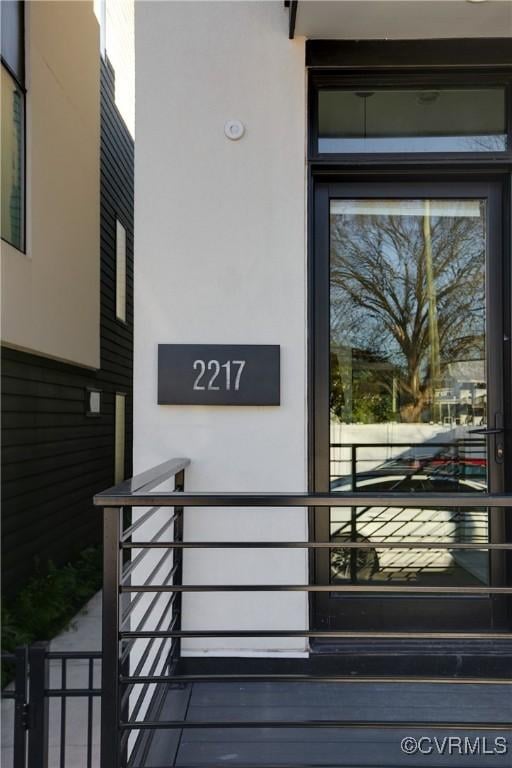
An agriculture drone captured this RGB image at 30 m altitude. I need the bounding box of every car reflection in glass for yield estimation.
[329,448,488,586]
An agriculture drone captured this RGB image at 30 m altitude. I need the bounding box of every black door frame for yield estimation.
[306,51,512,640]
[309,177,510,632]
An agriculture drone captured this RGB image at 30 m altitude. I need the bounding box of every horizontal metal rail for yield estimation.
[120,540,512,549]
[119,584,512,594]
[121,719,511,731]
[44,689,102,697]
[121,673,512,685]
[46,651,102,660]
[120,629,512,640]
[96,490,512,506]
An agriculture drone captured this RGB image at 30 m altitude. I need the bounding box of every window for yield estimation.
[116,219,127,322]
[114,393,126,484]
[1,0,25,250]
[316,86,508,154]
[1,66,24,248]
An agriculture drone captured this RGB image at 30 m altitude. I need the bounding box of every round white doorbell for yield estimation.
[224,120,245,141]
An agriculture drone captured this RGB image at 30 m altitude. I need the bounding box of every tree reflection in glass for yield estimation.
[328,199,489,586]
[330,200,485,428]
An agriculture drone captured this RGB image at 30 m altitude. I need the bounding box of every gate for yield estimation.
[1,644,101,768]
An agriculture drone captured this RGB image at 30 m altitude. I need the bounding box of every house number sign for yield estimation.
[158,344,280,405]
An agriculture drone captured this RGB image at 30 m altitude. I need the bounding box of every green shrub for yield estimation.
[2,547,102,687]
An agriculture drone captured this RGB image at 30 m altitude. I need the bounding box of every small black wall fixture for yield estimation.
[284,0,298,40]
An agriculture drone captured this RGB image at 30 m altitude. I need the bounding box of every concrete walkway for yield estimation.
[1,591,102,768]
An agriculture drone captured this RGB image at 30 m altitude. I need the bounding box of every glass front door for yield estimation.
[313,181,507,631]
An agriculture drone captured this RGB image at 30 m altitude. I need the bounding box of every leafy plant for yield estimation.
[1,547,102,687]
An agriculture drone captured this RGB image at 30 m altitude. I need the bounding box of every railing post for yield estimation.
[27,641,48,768]
[13,646,28,768]
[350,444,357,491]
[101,507,122,768]
[350,445,358,583]
[173,469,185,661]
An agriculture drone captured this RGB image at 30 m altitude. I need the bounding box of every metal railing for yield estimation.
[1,644,101,768]
[329,439,487,488]
[94,458,512,768]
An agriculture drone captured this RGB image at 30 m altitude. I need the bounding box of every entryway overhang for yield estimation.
[285,0,512,41]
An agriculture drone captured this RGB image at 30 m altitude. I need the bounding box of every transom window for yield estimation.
[311,78,511,157]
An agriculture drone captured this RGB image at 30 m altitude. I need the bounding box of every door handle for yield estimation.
[468,427,504,435]
[469,413,505,463]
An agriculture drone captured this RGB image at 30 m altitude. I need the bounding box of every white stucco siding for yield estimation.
[134,1,308,654]
[1,0,100,369]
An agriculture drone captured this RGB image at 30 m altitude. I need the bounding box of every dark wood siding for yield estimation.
[99,56,134,482]
[1,57,134,594]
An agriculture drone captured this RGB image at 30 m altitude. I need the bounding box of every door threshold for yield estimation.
[309,637,512,677]
[174,645,512,680]
[311,637,512,654]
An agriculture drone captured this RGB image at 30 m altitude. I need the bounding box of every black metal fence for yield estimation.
[95,457,512,768]
[1,644,101,768]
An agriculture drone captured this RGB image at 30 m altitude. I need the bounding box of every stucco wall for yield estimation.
[98,0,135,136]
[134,1,308,655]
[1,0,100,369]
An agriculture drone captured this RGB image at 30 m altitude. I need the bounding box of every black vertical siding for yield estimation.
[99,57,134,481]
[1,57,134,595]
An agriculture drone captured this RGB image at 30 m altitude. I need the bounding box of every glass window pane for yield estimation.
[116,220,127,321]
[329,198,489,587]
[1,65,24,249]
[318,88,507,153]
